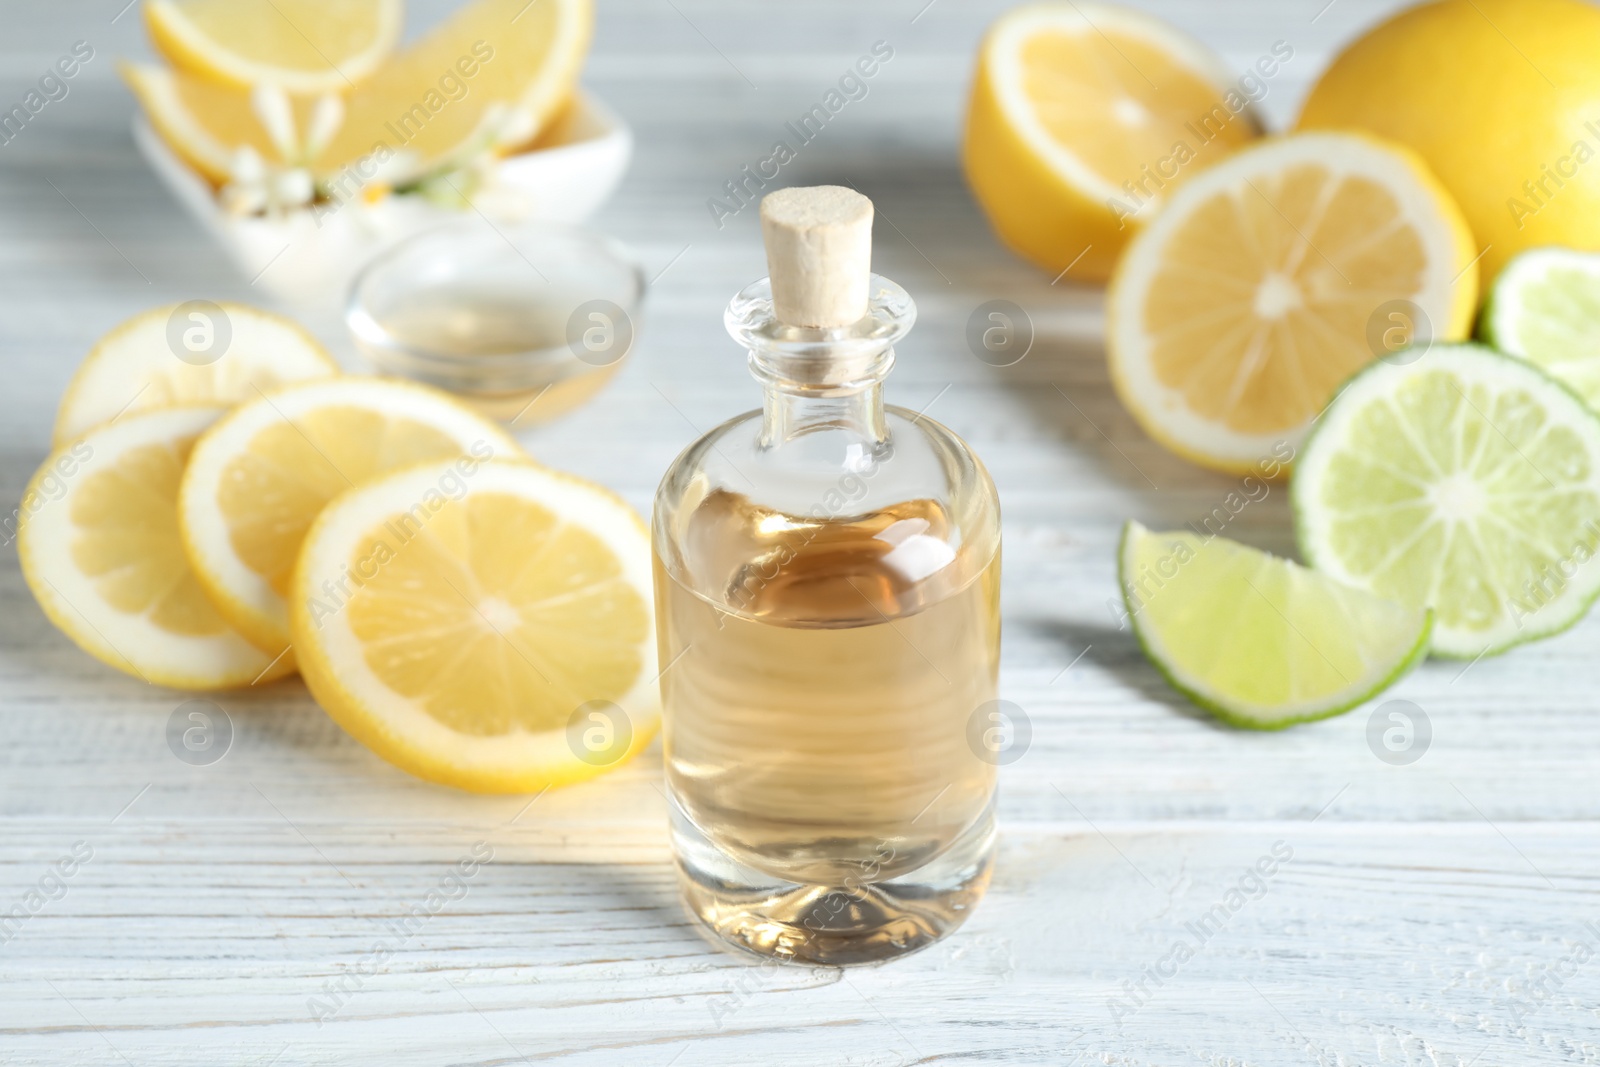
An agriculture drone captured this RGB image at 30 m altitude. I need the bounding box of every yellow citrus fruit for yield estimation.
[290,459,658,794]
[146,0,403,95]
[54,302,339,447]
[1106,132,1478,474]
[19,406,295,691]
[1297,0,1600,281]
[178,377,522,658]
[125,0,592,186]
[963,1,1264,283]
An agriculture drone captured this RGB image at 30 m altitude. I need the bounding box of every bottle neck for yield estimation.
[760,378,887,448]
[726,272,914,453]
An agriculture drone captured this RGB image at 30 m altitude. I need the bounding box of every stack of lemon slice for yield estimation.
[126,0,592,190]
[18,303,657,794]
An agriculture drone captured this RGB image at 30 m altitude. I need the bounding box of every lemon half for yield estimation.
[1107,131,1477,473]
[964,1,1261,282]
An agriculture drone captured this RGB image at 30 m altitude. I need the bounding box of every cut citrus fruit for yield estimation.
[964,1,1261,282]
[19,406,295,691]
[1480,247,1600,409]
[1294,343,1600,658]
[290,459,658,793]
[1120,521,1431,729]
[54,303,339,447]
[178,377,522,657]
[125,0,592,186]
[146,0,403,95]
[1107,131,1479,474]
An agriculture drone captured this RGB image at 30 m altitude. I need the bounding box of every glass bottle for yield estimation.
[651,186,1002,965]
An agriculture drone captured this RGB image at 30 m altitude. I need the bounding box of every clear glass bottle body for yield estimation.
[652,276,1002,965]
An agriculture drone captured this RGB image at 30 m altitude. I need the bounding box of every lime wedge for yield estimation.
[1294,342,1600,658]
[1120,521,1431,729]
[1481,247,1600,408]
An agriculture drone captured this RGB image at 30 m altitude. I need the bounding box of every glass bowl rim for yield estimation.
[345,219,649,375]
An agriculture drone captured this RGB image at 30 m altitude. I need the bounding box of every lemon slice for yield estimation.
[1294,343,1600,658]
[1107,131,1479,474]
[19,406,295,691]
[290,459,657,793]
[1121,522,1431,728]
[125,0,592,186]
[178,377,521,657]
[146,0,403,95]
[964,1,1260,282]
[54,302,339,448]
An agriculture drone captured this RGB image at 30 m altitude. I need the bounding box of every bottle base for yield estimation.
[671,797,996,967]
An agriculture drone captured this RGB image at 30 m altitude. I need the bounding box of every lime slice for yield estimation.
[1120,521,1431,729]
[1294,342,1600,658]
[1480,247,1600,408]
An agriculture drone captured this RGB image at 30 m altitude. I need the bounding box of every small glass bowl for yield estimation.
[346,221,646,424]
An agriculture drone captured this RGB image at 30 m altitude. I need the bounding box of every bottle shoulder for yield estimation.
[652,405,999,619]
[655,403,998,520]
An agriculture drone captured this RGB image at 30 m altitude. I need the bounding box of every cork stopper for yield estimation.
[760,185,873,329]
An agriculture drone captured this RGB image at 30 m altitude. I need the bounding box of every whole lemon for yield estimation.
[1297,0,1600,280]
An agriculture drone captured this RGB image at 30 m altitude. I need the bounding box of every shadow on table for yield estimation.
[1025,616,1237,732]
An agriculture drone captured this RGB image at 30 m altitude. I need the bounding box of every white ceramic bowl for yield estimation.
[133,91,633,305]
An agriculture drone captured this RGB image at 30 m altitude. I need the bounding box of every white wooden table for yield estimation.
[3,1,1595,1063]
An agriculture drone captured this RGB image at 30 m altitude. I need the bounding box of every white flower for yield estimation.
[487,103,538,153]
[304,94,344,160]
[217,86,346,218]
[251,84,299,161]
[220,145,315,217]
